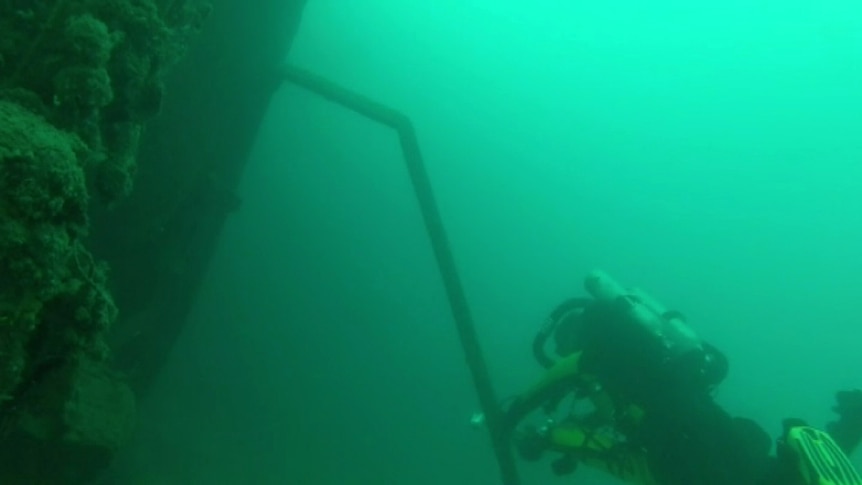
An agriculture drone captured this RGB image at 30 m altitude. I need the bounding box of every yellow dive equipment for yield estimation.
[786,425,862,485]
[545,419,656,485]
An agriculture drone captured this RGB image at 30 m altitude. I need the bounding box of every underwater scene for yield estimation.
[1,0,860,484]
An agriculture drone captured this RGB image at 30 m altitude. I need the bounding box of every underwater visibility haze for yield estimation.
[103,0,862,483]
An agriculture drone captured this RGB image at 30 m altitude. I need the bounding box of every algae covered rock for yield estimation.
[3,0,211,205]
[0,95,121,404]
[0,99,124,482]
[0,357,136,484]
[0,100,88,226]
[0,0,212,481]
[0,100,91,401]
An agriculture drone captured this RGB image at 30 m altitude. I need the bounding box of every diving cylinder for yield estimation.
[629,287,702,355]
[584,270,627,303]
[583,270,702,356]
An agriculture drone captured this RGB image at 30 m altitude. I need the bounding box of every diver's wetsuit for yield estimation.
[578,300,773,485]
[504,297,774,485]
[505,294,862,485]
[637,391,773,485]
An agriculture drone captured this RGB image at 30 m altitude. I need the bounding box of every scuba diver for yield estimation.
[496,270,862,485]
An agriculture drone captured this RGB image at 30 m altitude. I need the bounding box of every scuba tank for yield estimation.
[584,270,703,359]
[583,270,727,390]
[532,271,727,389]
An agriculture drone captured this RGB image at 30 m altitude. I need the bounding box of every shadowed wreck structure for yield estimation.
[0,0,308,482]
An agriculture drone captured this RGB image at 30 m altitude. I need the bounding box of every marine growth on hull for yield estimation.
[0,1,209,482]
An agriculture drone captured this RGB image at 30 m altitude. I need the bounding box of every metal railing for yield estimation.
[279,63,520,485]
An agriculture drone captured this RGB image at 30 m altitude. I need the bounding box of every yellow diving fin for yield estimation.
[785,425,862,485]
